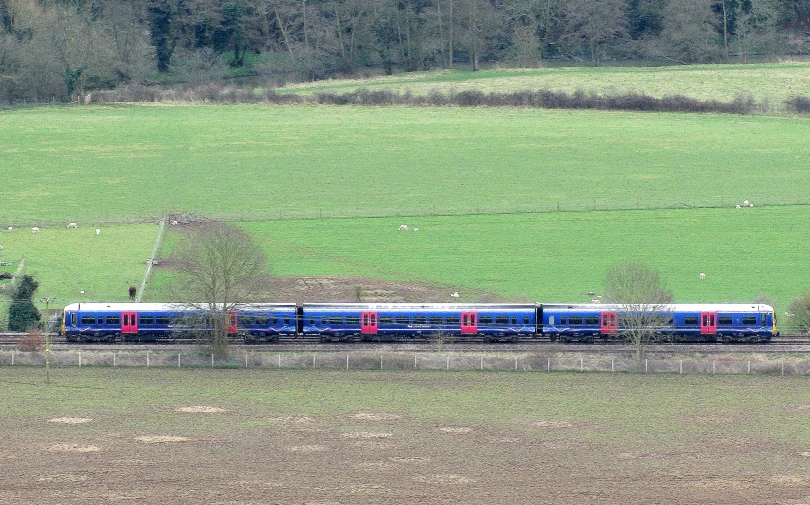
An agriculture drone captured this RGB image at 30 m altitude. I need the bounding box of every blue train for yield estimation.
[62,301,777,344]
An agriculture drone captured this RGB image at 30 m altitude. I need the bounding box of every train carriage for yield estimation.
[63,302,298,343]
[301,303,537,342]
[539,303,776,344]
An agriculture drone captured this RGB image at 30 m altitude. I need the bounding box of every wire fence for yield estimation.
[1,350,808,376]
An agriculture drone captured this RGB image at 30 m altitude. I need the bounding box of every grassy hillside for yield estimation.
[279,63,810,110]
[2,105,810,225]
[2,100,810,315]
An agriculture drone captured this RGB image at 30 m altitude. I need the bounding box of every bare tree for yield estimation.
[603,261,673,360]
[173,223,269,357]
[787,291,810,334]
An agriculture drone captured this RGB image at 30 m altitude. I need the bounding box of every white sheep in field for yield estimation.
[95,228,101,235]
[749,203,754,208]
[413,227,419,232]
[736,205,741,209]
[7,227,11,232]
[67,222,77,229]
[0,244,3,250]
[700,273,706,280]
[398,224,408,231]
[31,227,40,233]
[450,292,459,298]
[743,200,749,206]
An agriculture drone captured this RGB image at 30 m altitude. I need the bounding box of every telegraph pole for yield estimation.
[40,297,55,384]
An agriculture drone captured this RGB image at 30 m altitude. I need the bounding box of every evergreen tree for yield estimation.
[8,275,41,332]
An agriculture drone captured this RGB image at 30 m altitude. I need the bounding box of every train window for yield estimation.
[742,316,757,325]
[284,317,290,325]
[585,316,599,325]
[172,316,188,326]
[346,316,360,325]
[429,316,443,325]
[255,316,270,325]
[559,317,566,325]
[396,316,410,325]
[684,316,699,325]
[309,317,315,325]
[479,316,494,324]
[71,314,77,326]
[495,316,509,324]
[718,316,732,325]
[524,317,530,325]
[549,316,555,325]
[446,316,460,325]
[470,314,476,325]
[139,315,154,325]
[156,316,170,325]
[379,316,393,324]
[569,316,583,325]
[328,316,343,325]
[106,315,120,325]
[81,316,96,324]
[413,316,427,325]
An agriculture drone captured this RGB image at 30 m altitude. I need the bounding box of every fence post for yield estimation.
[446,355,450,370]
[547,357,551,372]
[414,354,417,370]
[580,357,583,372]
[645,359,647,373]
[146,352,149,368]
[212,354,215,368]
[380,354,383,370]
[680,360,683,375]
[748,361,751,374]
[712,360,715,374]
[346,354,349,370]
[611,358,614,373]
[113,351,116,367]
[481,356,483,370]
[79,352,82,367]
[278,354,281,369]
[313,355,316,369]
[517,357,520,371]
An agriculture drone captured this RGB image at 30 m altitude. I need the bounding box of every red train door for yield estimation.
[601,312,617,335]
[701,312,717,335]
[228,312,238,335]
[361,312,378,334]
[461,312,477,334]
[122,312,138,334]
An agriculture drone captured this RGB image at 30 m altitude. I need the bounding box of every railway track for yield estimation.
[1,332,809,353]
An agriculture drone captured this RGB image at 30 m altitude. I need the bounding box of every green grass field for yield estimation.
[1,368,809,503]
[3,105,810,224]
[3,67,810,317]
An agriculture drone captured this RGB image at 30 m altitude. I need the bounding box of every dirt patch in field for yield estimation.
[175,406,226,413]
[135,436,191,444]
[48,417,93,424]
[350,412,403,421]
[438,426,473,433]
[342,431,393,439]
[267,416,317,424]
[46,443,101,453]
[250,275,508,303]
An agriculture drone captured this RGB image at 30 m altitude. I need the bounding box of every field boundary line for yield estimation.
[137,217,166,302]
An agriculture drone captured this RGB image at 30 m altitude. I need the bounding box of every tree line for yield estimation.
[1,0,809,102]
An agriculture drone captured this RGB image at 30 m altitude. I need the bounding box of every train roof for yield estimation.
[63,302,297,311]
[541,303,775,312]
[301,303,537,310]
